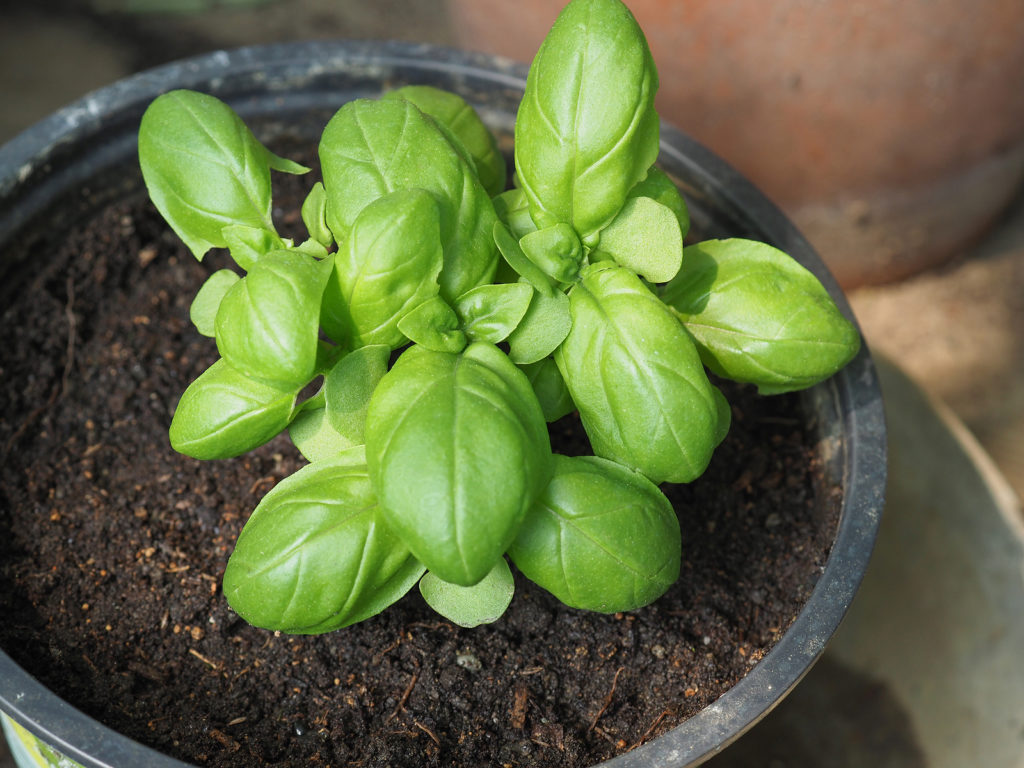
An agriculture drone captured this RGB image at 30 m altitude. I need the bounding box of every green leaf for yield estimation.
[169,358,300,460]
[520,357,575,422]
[509,454,680,613]
[319,97,498,302]
[396,297,467,354]
[514,0,660,245]
[505,281,572,365]
[595,196,683,283]
[320,188,444,349]
[215,249,331,387]
[627,167,689,239]
[454,283,533,344]
[493,188,538,240]
[520,223,583,284]
[555,262,723,483]
[324,344,391,445]
[661,239,862,394]
[221,223,285,272]
[383,85,507,197]
[365,343,552,585]
[189,269,240,337]
[419,558,515,627]
[492,220,554,296]
[138,90,302,261]
[301,181,334,249]
[288,405,355,463]
[223,448,425,633]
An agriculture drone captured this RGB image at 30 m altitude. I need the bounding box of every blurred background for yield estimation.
[1,2,1023,766]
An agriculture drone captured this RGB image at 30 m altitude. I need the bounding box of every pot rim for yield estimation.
[0,40,886,768]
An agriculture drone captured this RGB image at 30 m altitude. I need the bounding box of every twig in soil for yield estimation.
[247,475,277,496]
[1,276,77,464]
[208,728,241,752]
[588,666,624,732]
[631,707,672,748]
[189,648,221,670]
[386,668,420,723]
[413,719,441,746]
[511,682,528,730]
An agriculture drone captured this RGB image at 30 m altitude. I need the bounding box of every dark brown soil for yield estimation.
[0,177,841,767]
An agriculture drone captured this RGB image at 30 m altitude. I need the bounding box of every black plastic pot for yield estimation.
[0,41,886,768]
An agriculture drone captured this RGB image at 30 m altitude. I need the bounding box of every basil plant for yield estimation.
[139,0,860,632]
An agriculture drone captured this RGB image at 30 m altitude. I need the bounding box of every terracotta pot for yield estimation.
[448,0,1024,288]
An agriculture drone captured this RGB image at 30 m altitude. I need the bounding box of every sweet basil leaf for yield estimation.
[324,344,391,445]
[509,454,680,613]
[493,188,539,240]
[492,221,555,296]
[365,343,552,585]
[319,98,498,302]
[383,85,507,197]
[321,188,444,349]
[628,167,689,239]
[215,249,331,387]
[301,181,333,249]
[520,357,575,422]
[454,283,533,344]
[223,448,425,633]
[661,239,862,394]
[190,269,240,338]
[169,358,300,460]
[555,262,722,483]
[221,224,285,272]
[288,405,354,463]
[396,297,467,354]
[506,281,572,365]
[138,89,305,261]
[520,223,583,284]
[595,196,683,283]
[514,0,660,245]
[419,558,515,628]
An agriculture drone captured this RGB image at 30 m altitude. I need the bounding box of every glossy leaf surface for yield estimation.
[661,239,862,394]
[189,269,239,337]
[454,283,533,344]
[555,263,723,483]
[365,343,552,585]
[514,0,659,244]
[509,454,680,612]
[223,449,425,633]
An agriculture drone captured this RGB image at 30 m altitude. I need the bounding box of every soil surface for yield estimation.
[0,172,841,767]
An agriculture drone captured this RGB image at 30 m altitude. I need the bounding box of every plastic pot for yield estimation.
[0,41,886,768]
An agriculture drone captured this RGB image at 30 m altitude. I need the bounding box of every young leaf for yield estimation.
[215,249,331,388]
[519,223,583,284]
[365,343,553,586]
[661,239,862,394]
[189,269,240,338]
[324,344,391,445]
[222,223,285,272]
[505,282,572,365]
[493,188,539,240]
[555,262,723,483]
[520,358,575,422]
[454,283,533,344]
[321,189,444,349]
[514,0,660,245]
[493,220,555,296]
[396,297,467,353]
[288,405,355,463]
[301,181,334,249]
[223,448,426,633]
[169,358,300,460]
[628,167,690,239]
[509,454,680,613]
[319,97,498,302]
[138,89,306,261]
[419,558,515,628]
[594,196,683,283]
[383,85,507,197]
